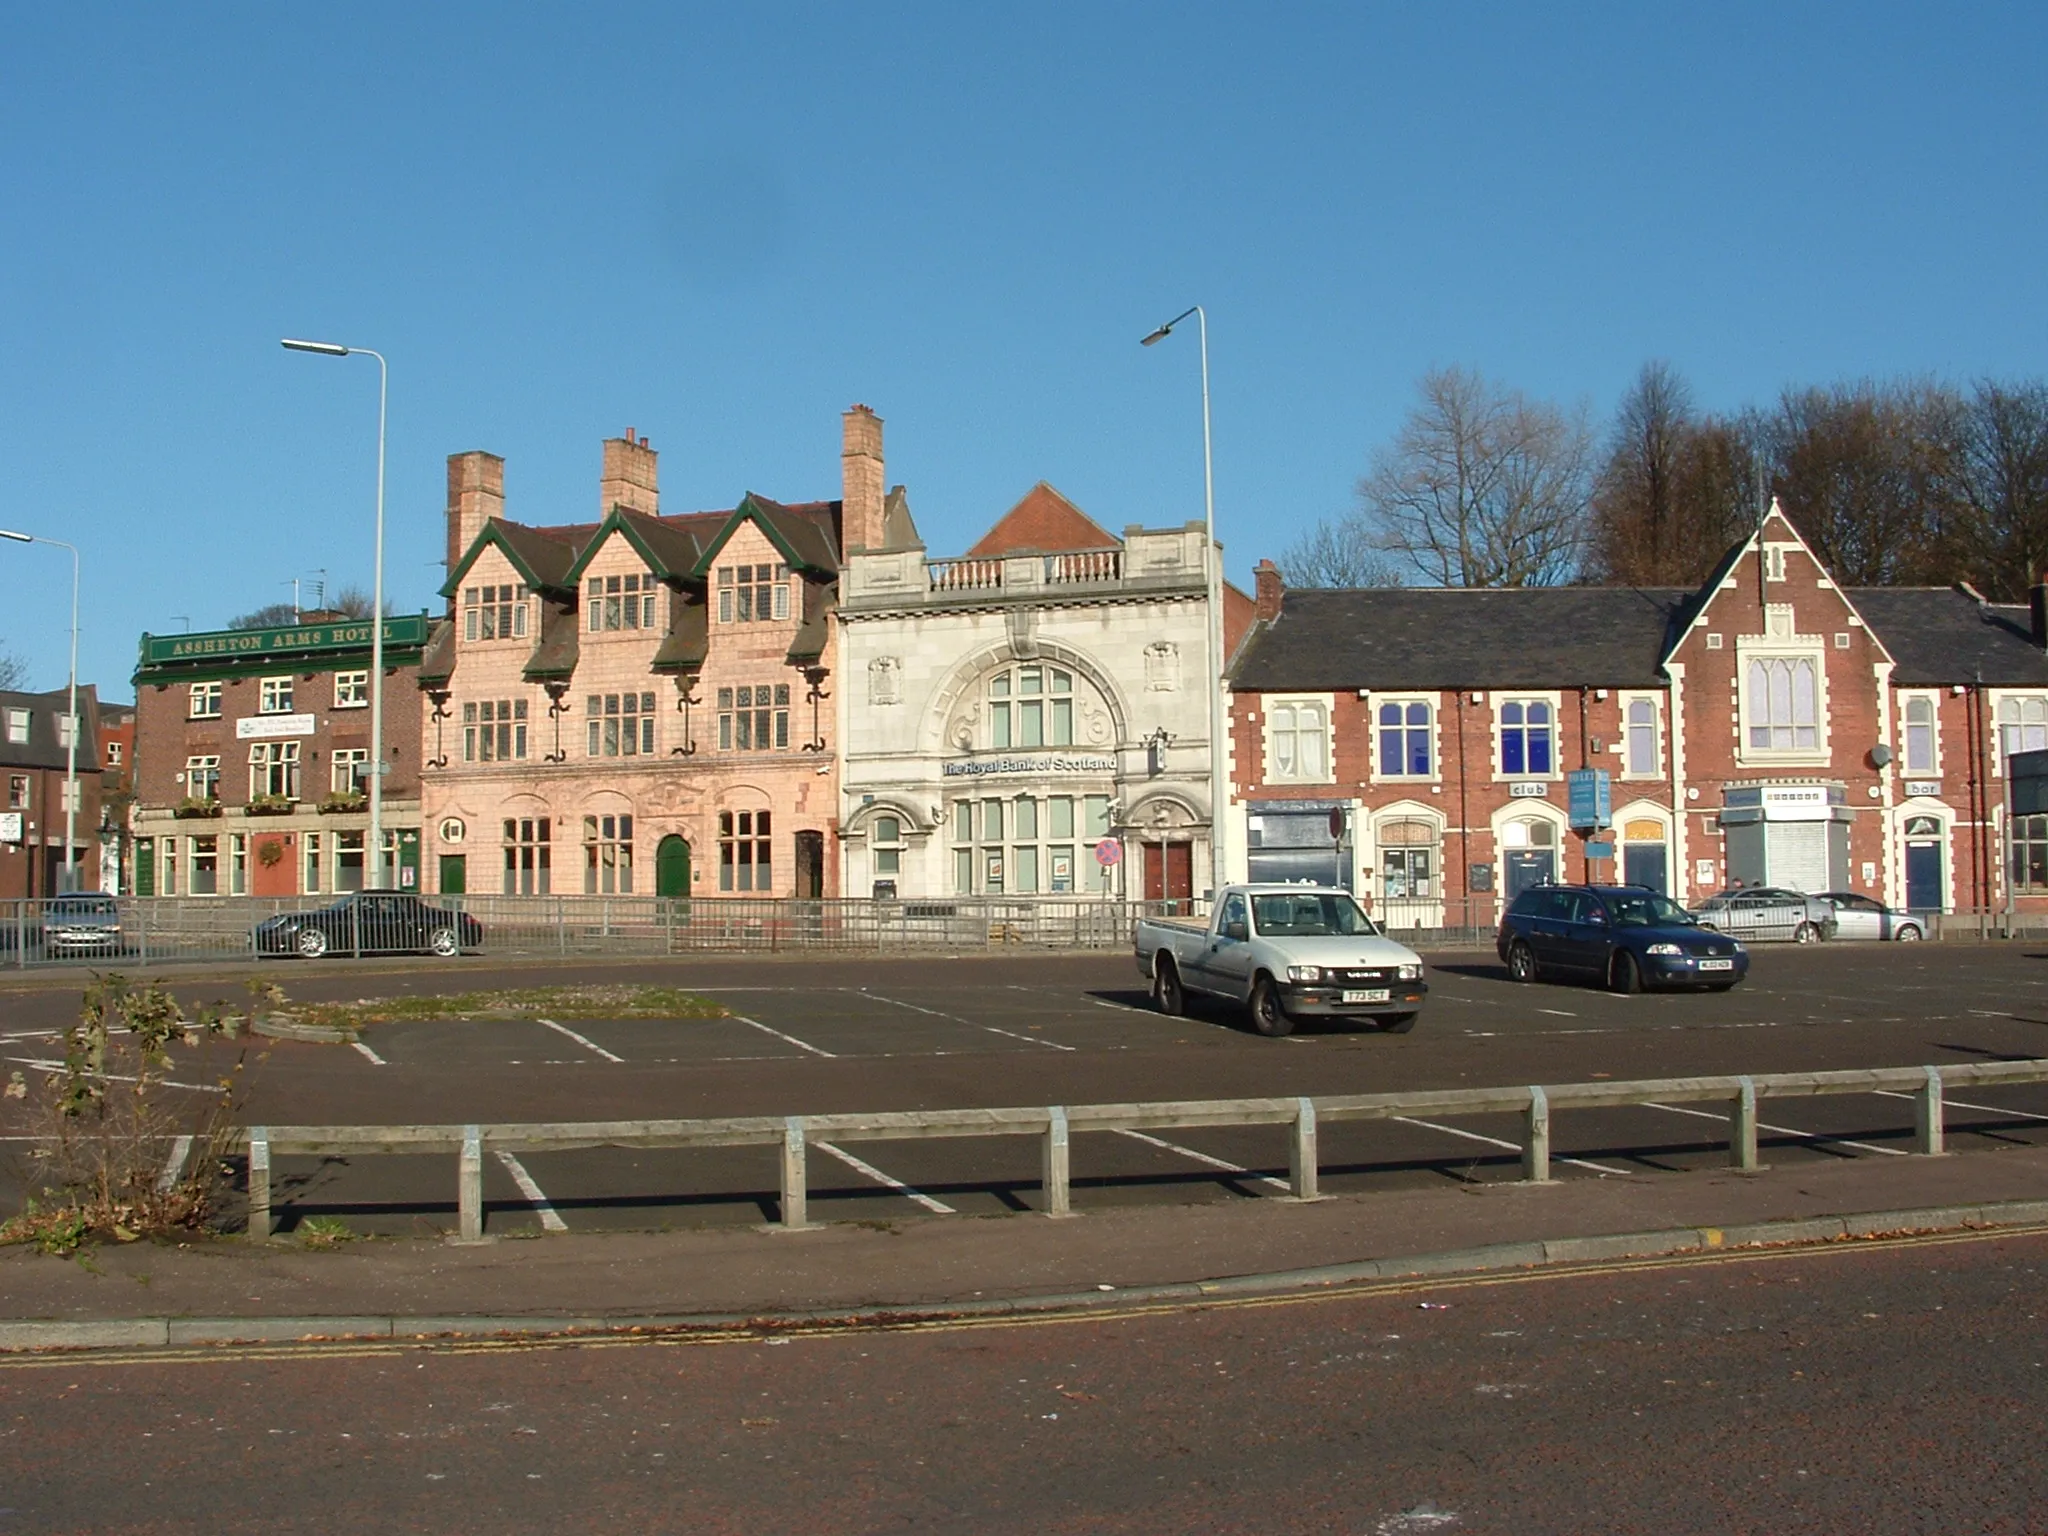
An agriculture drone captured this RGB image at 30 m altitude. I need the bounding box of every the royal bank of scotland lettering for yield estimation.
[943,754,1116,777]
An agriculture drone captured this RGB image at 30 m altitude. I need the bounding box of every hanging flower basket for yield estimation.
[318,793,368,815]
[173,798,223,819]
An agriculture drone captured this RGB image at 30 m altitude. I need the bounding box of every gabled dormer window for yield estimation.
[464,584,530,641]
[587,573,659,632]
[717,564,790,623]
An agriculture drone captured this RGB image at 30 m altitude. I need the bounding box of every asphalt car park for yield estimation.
[8,942,2048,1237]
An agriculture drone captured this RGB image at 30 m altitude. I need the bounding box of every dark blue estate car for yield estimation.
[1496,885,1748,994]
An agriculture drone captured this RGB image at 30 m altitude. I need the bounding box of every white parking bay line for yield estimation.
[493,1149,569,1232]
[730,1014,837,1059]
[1876,1088,2048,1125]
[351,1040,388,1066]
[1642,1100,1909,1156]
[155,1135,194,1193]
[534,1018,625,1064]
[1114,1128,1293,1192]
[862,992,1077,1052]
[1391,1116,1633,1177]
[814,1141,957,1214]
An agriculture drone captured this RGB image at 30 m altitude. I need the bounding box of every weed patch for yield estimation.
[293,984,727,1028]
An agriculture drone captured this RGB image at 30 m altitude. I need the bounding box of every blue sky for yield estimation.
[3,4,2044,698]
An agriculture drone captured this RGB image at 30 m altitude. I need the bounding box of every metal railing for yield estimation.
[0,895,1199,968]
[243,1055,2048,1241]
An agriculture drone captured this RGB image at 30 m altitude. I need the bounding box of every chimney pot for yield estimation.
[1254,558,1285,623]
[841,405,885,557]
[600,431,660,517]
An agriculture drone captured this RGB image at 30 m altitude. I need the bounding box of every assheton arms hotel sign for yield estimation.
[139,615,430,666]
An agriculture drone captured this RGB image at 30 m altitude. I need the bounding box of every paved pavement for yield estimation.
[4,1223,2046,1533]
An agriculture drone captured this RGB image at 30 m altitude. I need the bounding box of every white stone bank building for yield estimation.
[835,481,1247,904]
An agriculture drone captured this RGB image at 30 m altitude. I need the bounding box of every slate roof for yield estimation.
[1229,587,1690,692]
[650,592,709,674]
[416,619,456,688]
[0,687,102,772]
[521,600,581,682]
[786,578,837,667]
[1849,588,2048,686]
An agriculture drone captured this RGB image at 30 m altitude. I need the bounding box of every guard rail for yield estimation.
[244,1056,2048,1242]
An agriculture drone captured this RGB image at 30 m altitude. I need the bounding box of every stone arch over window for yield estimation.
[1126,791,1201,833]
[926,642,1129,755]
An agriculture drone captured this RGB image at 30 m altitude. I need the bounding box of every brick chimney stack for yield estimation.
[1254,558,1285,622]
[600,428,659,517]
[446,451,506,600]
[841,404,885,556]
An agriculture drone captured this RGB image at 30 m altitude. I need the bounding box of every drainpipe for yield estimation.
[1456,691,1471,929]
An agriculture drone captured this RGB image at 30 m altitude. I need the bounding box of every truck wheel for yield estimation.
[1151,959,1185,1017]
[1379,1012,1418,1034]
[1249,976,1294,1038]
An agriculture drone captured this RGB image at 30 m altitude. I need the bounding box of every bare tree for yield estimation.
[328,585,390,619]
[1276,518,1401,587]
[0,647,27,691]
[1360,367,1592,587]
[1948,380,2048,600]
[227,602,301,631]
[228,585,389,630]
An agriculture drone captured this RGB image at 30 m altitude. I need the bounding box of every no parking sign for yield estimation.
[1093,839,1122,867]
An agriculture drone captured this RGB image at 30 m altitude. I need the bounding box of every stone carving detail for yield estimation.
[868,655,902,705]
[1005,608,1040,659]
[1082,704,1111,746]
[948,702,980,750]
[1144,641,1180,692]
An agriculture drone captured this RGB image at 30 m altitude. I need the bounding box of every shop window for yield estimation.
[583,813,633,894]
[229,833,247,896]
[503,817,551,895]
[718,810,769,891]
[1744,658,1819,752]
[1378,819,1437,902]
[302,830,322,893]
[1377,701,1431,777]
[335,831,365,892]
[1500,700,1554,775]
[189,835,219,896]
[716,684,788,752]
[1267,699,1330,782]
[464,584,529,641]
[1903,696,1936,774]
[2012,816,2048,893]
[586,692,655,757]
[586,573,660,632]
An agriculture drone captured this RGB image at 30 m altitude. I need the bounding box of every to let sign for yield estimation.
[1567,768,1612,830]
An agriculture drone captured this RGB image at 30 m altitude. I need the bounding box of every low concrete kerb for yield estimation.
[6,1196,2048,1357]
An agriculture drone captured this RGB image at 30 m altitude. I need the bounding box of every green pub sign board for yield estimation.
[140,614,430,669]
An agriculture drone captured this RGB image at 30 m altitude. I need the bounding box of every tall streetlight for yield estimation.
[1140,306,1230,894]
[282,338,390,887]
[0,529,82,893]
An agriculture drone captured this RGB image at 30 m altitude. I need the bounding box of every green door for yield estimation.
[439,854,467,895]
[656,835,691,898]
[134,839,155,897]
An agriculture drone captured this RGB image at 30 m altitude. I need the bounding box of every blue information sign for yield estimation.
[1583,840,1615,860]
[1567,769,1612,830]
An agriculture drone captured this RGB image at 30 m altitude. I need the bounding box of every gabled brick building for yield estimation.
[0,686,103,897]
[1229,502,2048,928]
[420,412,868,900]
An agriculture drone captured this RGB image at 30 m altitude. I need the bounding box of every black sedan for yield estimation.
[254,891,482,959]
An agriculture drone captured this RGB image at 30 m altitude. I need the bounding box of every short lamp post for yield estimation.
[1141,306,1230,894]
[0,529,82,892]
[282,338,389,886]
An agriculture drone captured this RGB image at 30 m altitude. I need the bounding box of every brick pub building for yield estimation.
[1229,502,2048,927]
[129,617,428,895]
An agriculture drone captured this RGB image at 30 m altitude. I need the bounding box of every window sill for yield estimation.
[1735,752,1830,770]
[332,701,370,711]
[1369,774,1440,786]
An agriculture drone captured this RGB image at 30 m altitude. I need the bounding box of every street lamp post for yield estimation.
[283,338,390,887]
[1141,306,1230,894]
[0,529,82,893]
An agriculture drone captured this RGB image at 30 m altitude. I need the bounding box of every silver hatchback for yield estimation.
[1816,892,1925,942]
[1692,886,1837,944]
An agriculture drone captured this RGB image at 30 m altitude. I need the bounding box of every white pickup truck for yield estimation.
[1133,884,1429,1037]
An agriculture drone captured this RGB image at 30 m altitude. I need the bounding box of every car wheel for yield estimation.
[1793,921,1818,944]
[1895,924,1923,942]
[1610,950,1643,995]
[1151,959,1185,1017]
[428,928,460,958]
[1249,975,1294,1038]
[1379,1012,1418,1034]
[1707,981,1738,992]
[295,927,328,959]
[1507,941,1539,984]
